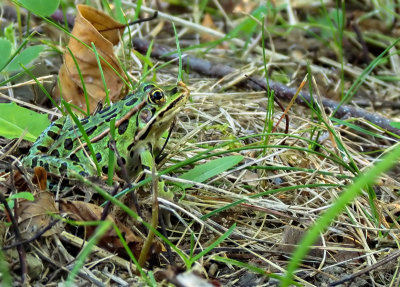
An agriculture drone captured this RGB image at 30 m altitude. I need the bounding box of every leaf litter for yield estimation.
[0,1,400,286]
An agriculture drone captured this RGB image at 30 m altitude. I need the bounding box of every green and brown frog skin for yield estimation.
[22,81,190,194]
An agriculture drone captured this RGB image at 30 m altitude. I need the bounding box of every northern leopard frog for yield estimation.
[22,82,190,186]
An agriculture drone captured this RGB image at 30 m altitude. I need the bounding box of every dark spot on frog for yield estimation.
[138,126,151,141]
[64,138,73,151]
[121,157,126,165]
[39,160,44,167]
[102,165,108,174]
[50,149,60,157]
[43,162,49,171]
[31,157,38,168]
[142,164,150,171]
[79,171,89,176]
[49,182,57,190]
[85,126,97,136]
[55,123,63,129]
[37,145,49,153]
[125,97,138,106]
[127,143,135,151]
[80,118,89,125]
[105,114,117,122]
[151,107,156,117]
[98,106,111,114]
[130,150,135,158]
[100,109,117,119]
[47,130,59,140]
[118,120,129,135]
[84,145,90,153]
[143,84,155,92]
[147,143,153,153]
[69,154,80,163]
[95,152,102,162]
[59,162,68,174]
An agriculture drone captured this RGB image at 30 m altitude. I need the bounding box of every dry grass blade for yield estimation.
[1,1,400,286]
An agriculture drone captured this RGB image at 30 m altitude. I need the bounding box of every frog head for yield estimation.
[134,81,190,144]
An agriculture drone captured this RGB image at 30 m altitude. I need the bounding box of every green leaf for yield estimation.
[113,0,126,23]
[5,45,45,72]
[4,24,16,47]
[19,0,60,17]
[0,102,50,142]
[174,155,244,190]
[0,39,12,71]
[8,192,35,201]
[390,122,400,129]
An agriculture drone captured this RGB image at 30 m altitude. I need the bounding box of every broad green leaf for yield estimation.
[390,121,400,129]
[5,45,45,72]
[174,155,244,190]
[19,0,60,17]
[8,192,35,201]
[0,39,12,71]
[7,191,35,209]
[0,102,50,142]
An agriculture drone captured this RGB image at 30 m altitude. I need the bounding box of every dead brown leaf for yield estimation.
[32,166,47,191]
[17,191,62,240]
[54,4,127,113]
[59,200,162,258]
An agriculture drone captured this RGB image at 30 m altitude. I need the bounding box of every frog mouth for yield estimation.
[134,81,190,142]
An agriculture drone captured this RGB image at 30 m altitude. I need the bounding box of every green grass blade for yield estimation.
[334,36,400,113]
[107,118,116,186]
[62,100,101,176]
[188,223,236,269]
[173,155,243,191]
[75,174,191,266]
[281,142,400,286]
[212,256,288,283]
[172,22,183,82]
[20,64,63,115]
[0,249,12,287]
[91,42,110,106]
[66,220,112,284]
[67,47,90,115]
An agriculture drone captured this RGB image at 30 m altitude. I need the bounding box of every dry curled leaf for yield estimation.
[17,191,62,240]
[54,4,127,113]
[32,166,47,191]
[60,200,162,258]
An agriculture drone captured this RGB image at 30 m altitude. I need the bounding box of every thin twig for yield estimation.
[132,38,400,136]
[329,250,400,286]
[2,219,60,250]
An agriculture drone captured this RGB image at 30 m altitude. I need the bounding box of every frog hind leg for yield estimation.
[22,154,95,178]
[28,117,68,155]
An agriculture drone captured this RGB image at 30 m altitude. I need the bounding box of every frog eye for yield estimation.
[149,88,165,104]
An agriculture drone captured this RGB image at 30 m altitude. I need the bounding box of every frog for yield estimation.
[21,81,190,190]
